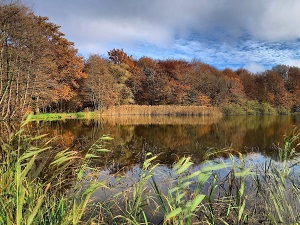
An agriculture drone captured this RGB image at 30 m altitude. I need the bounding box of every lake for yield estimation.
[6,115,298,168]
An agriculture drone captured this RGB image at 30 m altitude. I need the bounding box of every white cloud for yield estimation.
[25,0,300,44]
[245,63,266,73]
[252,0,300,41]
[23,0,300,70]
[283,59,300,68]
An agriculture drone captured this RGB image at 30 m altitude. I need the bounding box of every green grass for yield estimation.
[26,111,96,121]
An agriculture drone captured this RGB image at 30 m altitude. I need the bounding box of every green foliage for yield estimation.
[0,125,108,224]
[220,103,247,116]
[227,152,253,224]
[261,102,277,115]
[221,100,281,116]
[277,106,291,115]
[111,153,158,224]
[151,157,230,225]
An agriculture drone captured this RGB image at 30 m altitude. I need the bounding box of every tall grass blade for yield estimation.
[165,207,182,221]
[150,177,167,214]
[190,194,205,212]
[27,184,50,225]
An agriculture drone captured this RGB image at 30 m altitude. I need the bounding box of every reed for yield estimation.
[252,129,300,224]
[96,129,300,224]
[100,105,222,117]
[0,123,108,224]
[89,154,231,224]
[2,119,300,224]
[100,114,221,125]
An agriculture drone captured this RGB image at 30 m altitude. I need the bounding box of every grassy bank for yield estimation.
[25,105,221,122]
[27,111,96,121]
[1,122,300,224]
[27,103,298,121]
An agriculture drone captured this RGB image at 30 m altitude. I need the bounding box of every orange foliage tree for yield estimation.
[83,54,118,109]
[0,2,86,118]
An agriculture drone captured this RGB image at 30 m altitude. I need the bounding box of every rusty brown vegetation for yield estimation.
[1,1,300,120]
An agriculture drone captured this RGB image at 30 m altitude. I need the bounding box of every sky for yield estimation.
[23,0,300,73]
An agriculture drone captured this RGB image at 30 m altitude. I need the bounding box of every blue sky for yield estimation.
[24,0,300,73]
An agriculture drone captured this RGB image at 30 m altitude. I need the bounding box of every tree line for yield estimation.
[1,2,300,119]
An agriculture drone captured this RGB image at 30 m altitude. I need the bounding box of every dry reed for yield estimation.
[100,115,221,125]
[100,105,222,117]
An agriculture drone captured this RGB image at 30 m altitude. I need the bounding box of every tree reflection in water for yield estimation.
[2,115,299,171]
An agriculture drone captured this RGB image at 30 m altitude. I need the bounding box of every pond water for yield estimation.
[11,115,299,168]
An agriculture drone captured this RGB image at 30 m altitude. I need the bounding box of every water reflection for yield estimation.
[1,115,300,170]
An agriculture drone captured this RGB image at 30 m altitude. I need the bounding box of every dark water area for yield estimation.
[2,115,299,170]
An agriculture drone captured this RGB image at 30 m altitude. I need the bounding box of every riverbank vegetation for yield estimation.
[101,105,222,116]
[27,111,96,122]
[26,105,221,121]
[1,1,300,120]
[1,122,300,224]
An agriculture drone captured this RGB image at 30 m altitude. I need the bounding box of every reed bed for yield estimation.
[100,105,222,117]
[100,114,221,125]
[0,121,109,224]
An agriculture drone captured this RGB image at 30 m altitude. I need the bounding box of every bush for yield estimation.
[220,103,246,116]
[221,100,281,116]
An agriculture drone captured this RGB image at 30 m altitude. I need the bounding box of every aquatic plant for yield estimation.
[252,129,300,224]
[101,105,222,117]
[0,123,108,224]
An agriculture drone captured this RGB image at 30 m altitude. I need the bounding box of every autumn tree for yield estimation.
[221,68,246,103]
[272,65,289,80]
[1,2,24,117]
[237,69,258,100]
[36,17,86,112]
[189,61,228,106]
[0,2,86,119]
[83,54,118,109]
[136,57,170,105]
[108,62,134,105]
[108,48,145,104]
[0,2,50,118]
[283,67,300,112]
[157,60,191,105]
[264,70,288,107]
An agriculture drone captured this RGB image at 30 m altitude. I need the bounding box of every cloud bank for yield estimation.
[24,0,300,72]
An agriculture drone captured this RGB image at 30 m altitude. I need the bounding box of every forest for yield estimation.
[1,2,300,120]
